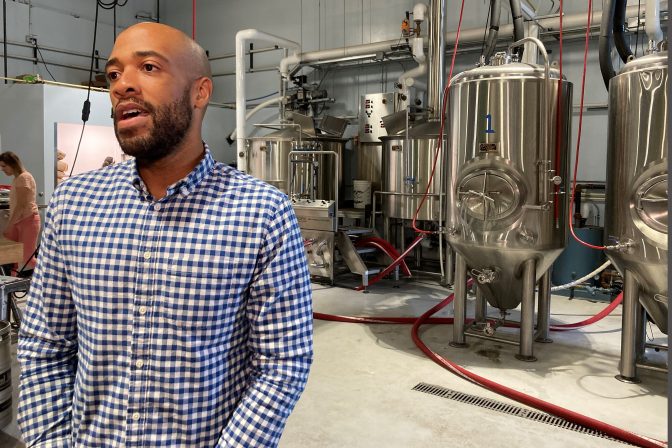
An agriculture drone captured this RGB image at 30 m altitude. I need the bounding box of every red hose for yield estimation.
[410,294,666,448]
[550,293,622,331]
[411,0,466,235]
[314,293,665,447]
[354,235,425,291]
[354,237,412,277]
[569,0,606,250]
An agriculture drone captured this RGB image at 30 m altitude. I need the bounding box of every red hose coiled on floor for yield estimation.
[354,235,425,291]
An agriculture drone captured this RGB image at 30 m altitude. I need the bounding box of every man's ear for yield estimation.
[193,77,213,109]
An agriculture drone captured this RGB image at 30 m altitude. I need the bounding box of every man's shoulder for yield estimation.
[211,162,288,204]
[54,162,130,197]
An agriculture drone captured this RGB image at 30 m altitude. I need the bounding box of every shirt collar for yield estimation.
[130,144,215,200]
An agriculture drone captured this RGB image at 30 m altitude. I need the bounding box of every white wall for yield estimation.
[0,83,118,204]
[0,0,156,83]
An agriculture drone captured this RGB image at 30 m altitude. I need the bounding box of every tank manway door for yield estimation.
[635,173,668,234]
[458,170,520,222]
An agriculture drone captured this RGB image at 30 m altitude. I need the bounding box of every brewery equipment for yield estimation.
[445,40,572,361]
[605,50,668,382]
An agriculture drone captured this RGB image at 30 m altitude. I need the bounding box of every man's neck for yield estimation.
[137,141,205,200]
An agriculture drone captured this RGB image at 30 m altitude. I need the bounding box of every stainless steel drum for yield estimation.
[605,51,668,336]
[445,52,573,312]
[246,128,345,201]
[380,120,445,221]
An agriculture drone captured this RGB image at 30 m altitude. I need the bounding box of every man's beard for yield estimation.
[114,87,193,165]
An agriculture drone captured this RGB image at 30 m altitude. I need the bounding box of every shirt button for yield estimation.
[135,360,144,369]
[138,306,147,315]
[143,251,151,260]
[132,412,140,421]
[153,203,161,211]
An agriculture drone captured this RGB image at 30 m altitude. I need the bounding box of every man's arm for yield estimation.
[218,195,313,447]
[17,191,78,448]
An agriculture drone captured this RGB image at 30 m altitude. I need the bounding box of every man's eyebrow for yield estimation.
[105,51,169,70]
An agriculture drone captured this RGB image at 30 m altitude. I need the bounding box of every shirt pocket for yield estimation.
[163,255,246,335]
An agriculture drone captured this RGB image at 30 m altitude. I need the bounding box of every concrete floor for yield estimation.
[2,277,667,447]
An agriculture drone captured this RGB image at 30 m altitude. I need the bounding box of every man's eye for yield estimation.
[107,72,119,81]
[143,64,155,72]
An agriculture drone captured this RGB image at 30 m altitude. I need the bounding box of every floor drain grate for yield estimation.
[412,382,632,445]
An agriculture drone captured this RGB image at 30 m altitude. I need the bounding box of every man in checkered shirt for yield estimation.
[17,22,313,447]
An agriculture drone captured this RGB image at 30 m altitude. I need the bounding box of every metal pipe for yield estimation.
[464,330,520,346]
[209,46,281,61]
[613,0,634,63]
[450,253,468,347]
[227,96,284,142]
[508,37,550,208]
[0,53,104,74]
[646,0,664,44]
[535,271,552,343]
[645,343,669,351]
[516,259,537,362]
[3,0,6,84]
[427,0,446,118]
[483,0,502,62]
[635,363,668,373]
[1,38,108,60]
[616,270,642,383]
[474,287,487,322]
[235,29,300,173]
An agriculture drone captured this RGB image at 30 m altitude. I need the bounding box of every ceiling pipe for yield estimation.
[426,0,446,118]
[235,29,300,173]
[599,0,617,87]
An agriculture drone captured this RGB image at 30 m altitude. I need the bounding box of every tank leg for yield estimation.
[383,216,391,242]
[516,259,537,362]
[474,287,487,323]
[450,253,468,348]
[616,270,642,383]
[535,270,553,343]
[443,244,454,286]
[635,305,647,363]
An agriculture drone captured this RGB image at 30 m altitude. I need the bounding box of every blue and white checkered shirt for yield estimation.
[17,147,313,447]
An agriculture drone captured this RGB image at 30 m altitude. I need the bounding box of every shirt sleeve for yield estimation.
[217,195,313,448]
[17,189,77,447]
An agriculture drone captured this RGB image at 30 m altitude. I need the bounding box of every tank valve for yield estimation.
[471,268,497,284]
[606,239,636,253]
[551,176,562,185]
[484,323,495,336]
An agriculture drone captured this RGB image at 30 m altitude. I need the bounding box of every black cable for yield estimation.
[113,3,117,42]
[3,0,7,84]
[479,0,493,61]
[70,1,101,177]
[35,45,56,81]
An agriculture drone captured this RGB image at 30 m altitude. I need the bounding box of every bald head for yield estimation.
[114,22,211,81]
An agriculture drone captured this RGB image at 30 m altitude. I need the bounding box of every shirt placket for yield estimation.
[126,199,162,446]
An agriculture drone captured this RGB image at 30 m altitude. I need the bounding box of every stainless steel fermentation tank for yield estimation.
[246,128,345,201]
[605,51,668,382]
[379,121,445,221]
[446,44,572,361]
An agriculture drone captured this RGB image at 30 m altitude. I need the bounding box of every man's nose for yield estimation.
[111,70,140,98]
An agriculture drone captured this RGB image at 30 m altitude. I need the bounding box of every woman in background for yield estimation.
[0,152,40,274]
